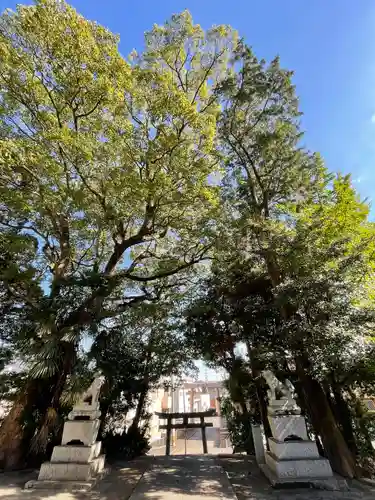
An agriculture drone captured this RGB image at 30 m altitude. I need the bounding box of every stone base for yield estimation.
[38,454,105,481]
[219,429,230,449]
[265,451,332,479]
[25,479,97,492]
[268,415,308,441]
[268,437,319,460]
[68,408,101,420]
[61,419,100,446]
[260,464,348,491]
[51,442,101,463]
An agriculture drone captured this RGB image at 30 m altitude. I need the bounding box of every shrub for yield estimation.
[102,425,150,461]
[221,397,255,454]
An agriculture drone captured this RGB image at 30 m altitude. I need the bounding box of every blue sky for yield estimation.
[2,1,375,206]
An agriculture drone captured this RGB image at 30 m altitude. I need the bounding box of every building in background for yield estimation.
[147,379,227,448]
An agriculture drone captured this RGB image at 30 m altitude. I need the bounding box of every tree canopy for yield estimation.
[0,0,375,478]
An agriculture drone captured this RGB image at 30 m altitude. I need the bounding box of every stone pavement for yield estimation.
[218,455,375,500]
[0,458,150,500]
[1,455,375,500]
[129,455,236,499]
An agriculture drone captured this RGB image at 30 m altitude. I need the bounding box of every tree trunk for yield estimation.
[244,416,255,455]
[30,343,75,456]
[351,393,375,457]
[98,396,112,439]
[131,386,148,431]
[130,337,154,432]
[296,362,357,478]
[246,343,272,440]
[239,398,248,416]
[0,378,42,470]
[29,372,68,456]
[98,402,112,440]
[329,381,358,456]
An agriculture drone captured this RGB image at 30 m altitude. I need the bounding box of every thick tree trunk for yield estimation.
[97,380,127,439]
[30,343,75,455]
[243,416,255,455]
[297,363,357,478]
[98,398,111,439]
[351,394,375,456]
[329,382,358,457]
[0,340,76,470]
[0,378,42,470]
[30,373,68,456]
[130,339,154,432]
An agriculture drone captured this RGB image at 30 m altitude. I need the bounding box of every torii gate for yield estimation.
[155,410,215,455]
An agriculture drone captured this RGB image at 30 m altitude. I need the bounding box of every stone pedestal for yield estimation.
[61,419,101,446]
[268,415,308,441]
[25,377,106,491]
[260,397,337,489]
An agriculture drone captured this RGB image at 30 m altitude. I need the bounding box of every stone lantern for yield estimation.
[26,377,106,491]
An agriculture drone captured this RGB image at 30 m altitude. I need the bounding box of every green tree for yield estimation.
[0,1,236,468]
[216,44,375,477]
[91,301,195,435]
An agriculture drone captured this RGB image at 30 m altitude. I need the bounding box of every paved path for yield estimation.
[129,456,236,500]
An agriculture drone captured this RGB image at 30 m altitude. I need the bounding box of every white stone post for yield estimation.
[251,424,265,464]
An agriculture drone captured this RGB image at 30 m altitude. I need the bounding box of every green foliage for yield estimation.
[0,0,236,383]
[102,426,150,462]
[90,298,196,439]
[221,396,254,454]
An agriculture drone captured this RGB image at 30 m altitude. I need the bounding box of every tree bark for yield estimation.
[329,381,358,457]
[130,386,148,431]
[0,378,41,470]
[98,380,113,439]
[30,342,75,456]
[315,434,325,457]
[130,335,154,432]
[351,393,375,457]
[296,361,357,478]
[246,343,272,440]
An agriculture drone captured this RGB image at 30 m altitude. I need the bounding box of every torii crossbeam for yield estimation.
[155,410,216,455]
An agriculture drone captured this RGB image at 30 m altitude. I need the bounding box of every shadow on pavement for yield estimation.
[128,455,236,500]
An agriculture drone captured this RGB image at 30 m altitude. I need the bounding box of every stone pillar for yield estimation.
[252,424,265,464]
